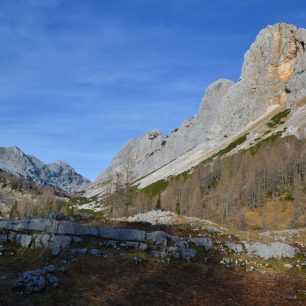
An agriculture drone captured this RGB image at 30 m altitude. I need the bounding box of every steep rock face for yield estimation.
[90,79,234,193]
[85,23,306,197]
[210,23,305,141]
[286,28,306,107]
[0,147,89,193]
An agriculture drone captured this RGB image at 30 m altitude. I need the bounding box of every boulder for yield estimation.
[190,237,213,251]
[244,242,299,259]
[35,234,71,256]
[35,234,51,249]
[225,242,244,254]
[71,248,88,255]
[125,241,148,250]
[16,234,32,248]
[90,249,102,256]
[11,265,58,295]
[49,235,71,256]
[0,234,7,243]
[180,248,197,261]
[167,247,181,259]
[174,240,189,249]
[146,231,168,245]
[132,255,143,265]
[98,227,146,242]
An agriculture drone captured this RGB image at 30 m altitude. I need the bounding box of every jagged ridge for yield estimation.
[0,146,90,193]
[84,23,306,198]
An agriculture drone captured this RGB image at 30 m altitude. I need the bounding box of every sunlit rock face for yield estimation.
[86,23,306,197]
[210,23,305,141]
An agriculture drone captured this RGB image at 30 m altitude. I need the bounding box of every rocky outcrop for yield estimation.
[244,242,299,259]
[0,217,302,263]
[210,24,305,140]
[12,265,58,295]
[84,23,306,198]
[0,146,90,193]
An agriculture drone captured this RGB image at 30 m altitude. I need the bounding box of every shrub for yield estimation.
[155,194,162,210]
[175,200,181,215]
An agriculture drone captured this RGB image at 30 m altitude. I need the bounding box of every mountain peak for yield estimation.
[83,23,306,198]
[50,160,71,168]
[0,147,90,192]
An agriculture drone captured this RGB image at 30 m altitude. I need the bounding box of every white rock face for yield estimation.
[0,147,90,193]
[85,23,306,197]
[209,23,304,142]
[286,28,306,107]
[126,210,177,225]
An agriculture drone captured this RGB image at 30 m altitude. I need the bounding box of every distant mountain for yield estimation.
[0,146,90,193]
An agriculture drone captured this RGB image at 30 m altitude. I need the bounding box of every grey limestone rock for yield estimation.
[190,237,213,251]
[98,227,146,242]
[243,242,299,259]
[225,242,244,254]
[71,248,88,255]
[180,248,197,262]
[132,255,143,265]
[0,234,7,243]
[16,234,32,248]
[49,235,71,256]
[11,265,58,294]
[146,231,168,245]
[125,241,148,250]
[84,23,306,199]
[167,246,181,259]
[174,240,189,249]
[90,248,102,256]
[34,234,71,256]
[58,266,68,273]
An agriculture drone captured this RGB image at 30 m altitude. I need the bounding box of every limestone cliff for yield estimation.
[84,23,306,198]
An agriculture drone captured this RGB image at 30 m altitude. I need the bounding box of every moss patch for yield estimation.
[248,131,283,155]
[210,133,249,160]
[266,109,291,128]
[172,170,189,182]
[263,130,271,135]
[75,208,105,217]
[141,179,169,198]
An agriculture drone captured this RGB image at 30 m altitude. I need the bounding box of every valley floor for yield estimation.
[0,214,306,306]
[0,246,305,306]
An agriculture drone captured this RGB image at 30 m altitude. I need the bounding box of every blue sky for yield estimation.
[0,0,305,180]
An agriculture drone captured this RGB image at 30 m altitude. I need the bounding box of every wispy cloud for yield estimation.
[0,0,304,180]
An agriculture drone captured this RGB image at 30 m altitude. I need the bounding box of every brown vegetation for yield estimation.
[123,136,306,230]
[0,246,305,306]
[0,172,67,219]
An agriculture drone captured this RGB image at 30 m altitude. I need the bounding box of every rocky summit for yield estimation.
[0,146,90,193]
[84,23,306,198]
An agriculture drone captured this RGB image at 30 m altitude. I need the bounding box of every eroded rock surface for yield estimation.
[244,242,299,259]
[85,23,306,198]
[11,265,58,295]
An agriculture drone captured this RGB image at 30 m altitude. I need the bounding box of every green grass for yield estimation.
[67,195,100,215]
[209,133,249,160]
[266,109,291,128]
[172,170,189,182]
[248,131,283,155]
[75,208,105,217]
[263,130,272,135]
[69,195,98,206]
[141,179,169,197]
